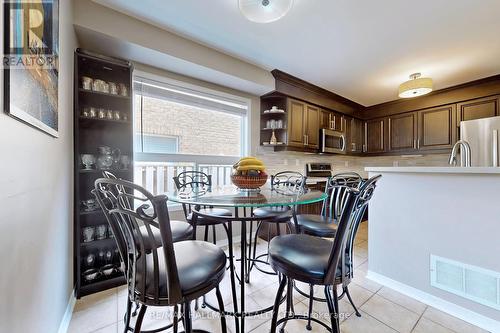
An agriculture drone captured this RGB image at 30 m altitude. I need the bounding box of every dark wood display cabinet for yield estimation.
[74,49,133,298]
[260,93,288,148]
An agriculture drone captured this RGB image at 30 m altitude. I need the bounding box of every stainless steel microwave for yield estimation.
[320,128,347,154]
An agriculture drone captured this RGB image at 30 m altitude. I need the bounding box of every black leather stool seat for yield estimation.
[253,206,292,222]
[138,220,193,249]
[269,234,350,285]
[296,214,338,237]
[187,207,232,226]
[136,240,227,301]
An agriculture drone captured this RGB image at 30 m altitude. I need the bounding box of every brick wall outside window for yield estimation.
[135,95,242,156]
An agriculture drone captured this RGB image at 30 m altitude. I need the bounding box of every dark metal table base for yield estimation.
[195,207,297,333]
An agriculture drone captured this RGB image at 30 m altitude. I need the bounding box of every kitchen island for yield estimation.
[365,167,500,333]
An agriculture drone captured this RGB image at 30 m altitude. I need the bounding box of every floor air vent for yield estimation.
[430,255,500,310]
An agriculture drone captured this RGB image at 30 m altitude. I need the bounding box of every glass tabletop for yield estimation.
[167,185,327,208]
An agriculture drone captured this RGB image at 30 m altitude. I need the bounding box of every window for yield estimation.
[135,134,179,154]
[133,73,250,195]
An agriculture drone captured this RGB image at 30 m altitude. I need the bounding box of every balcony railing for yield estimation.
[134,161,233,195]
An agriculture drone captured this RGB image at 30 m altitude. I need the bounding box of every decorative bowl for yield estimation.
[83,268,100,281]
[101,264,115,276]
[231,174,268,190]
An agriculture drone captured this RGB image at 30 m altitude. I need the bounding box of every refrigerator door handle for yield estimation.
[493,130,499,167]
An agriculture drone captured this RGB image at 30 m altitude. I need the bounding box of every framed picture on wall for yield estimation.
[2,0,59,137]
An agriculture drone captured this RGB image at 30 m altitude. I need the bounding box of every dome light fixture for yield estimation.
[239,0,294,23]
[398,73,433,98]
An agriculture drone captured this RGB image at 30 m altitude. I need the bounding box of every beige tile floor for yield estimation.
[69,223,489,333]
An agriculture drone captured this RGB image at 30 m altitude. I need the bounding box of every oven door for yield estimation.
[321,129,347,154]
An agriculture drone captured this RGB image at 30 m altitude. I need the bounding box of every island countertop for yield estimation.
[365,166,500,174]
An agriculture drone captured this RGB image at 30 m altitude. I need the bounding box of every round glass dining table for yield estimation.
[168,185,326,333]
[168,184,326,208]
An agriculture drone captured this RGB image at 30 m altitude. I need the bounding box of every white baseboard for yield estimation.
[367,271,500,333]
[57,289,76,333]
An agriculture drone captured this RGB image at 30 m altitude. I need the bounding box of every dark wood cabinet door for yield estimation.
[320,109,330,129]
[305,104,320,148]
[418,105,456,151]
[332,113,344,131]
[457,95,499,127]
[365,118,385,153]
[388,113,417,151]
[349,118,364,153]
[287,99,306,147]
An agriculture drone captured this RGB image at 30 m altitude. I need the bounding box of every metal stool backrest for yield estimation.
[322,172,363,220]
[102,171,133,210]
[173,170,212,190]
[324,175,381,285]
[270,171,307,194]
[173,171,213,221]
[93,178,182,305]
[93,171,129,272]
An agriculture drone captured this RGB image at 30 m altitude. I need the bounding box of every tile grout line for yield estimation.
[419,313,463,333]
[350,309,400,333]
[353,292,404,332]
[375,290,425,317]
[409,305,427,333]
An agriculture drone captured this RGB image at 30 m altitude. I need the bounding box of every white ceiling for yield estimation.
[94,0,500,106]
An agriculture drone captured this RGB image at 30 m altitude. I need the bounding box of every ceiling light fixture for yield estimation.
[398,73,433,98]
[239,0,294,23]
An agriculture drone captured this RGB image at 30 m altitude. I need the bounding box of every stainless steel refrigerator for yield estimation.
[460,116,500,167]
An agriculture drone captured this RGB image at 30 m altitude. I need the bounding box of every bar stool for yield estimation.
[268,175,381,333]
[248,171,306,279]
[103,171,193,244]
[295,173,364,330]
[100,171,194,333]
[173,171,232,244]
[94,178,228,333]
[296,173,363,237]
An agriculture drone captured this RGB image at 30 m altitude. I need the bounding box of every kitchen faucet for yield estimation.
[449,140,472,167]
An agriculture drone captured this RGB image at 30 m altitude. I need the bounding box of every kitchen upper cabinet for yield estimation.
[287,99,306,147]
[349,118,364,153]
[388,113,417,152]
[364,118,385,153]
[319,110,344,131]
[417,105,456,151]
[305,104,320,148]
[286,98,319,149]
[320,109,330,129]
[332,113,344,132]
[456,95,499,127]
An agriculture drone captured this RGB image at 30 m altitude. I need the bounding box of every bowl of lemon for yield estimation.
[231,157,268,190]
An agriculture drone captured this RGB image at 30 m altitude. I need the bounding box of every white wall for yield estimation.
[0,1,77,332]
[367,171,500,331]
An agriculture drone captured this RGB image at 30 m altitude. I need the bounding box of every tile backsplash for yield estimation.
[256,147,450,177]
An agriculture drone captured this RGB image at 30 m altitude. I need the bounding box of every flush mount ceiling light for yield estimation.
[239,0,294,23]
[398,73,433,98]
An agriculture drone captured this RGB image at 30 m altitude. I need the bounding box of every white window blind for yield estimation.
[134,77,248,116]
